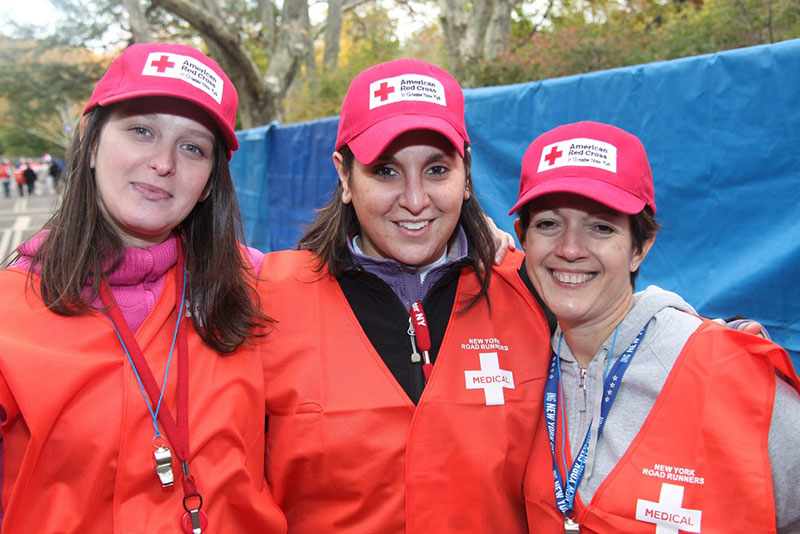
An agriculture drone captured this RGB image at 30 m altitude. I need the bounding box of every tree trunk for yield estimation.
[263,0,311,120]
[122,0,153,43]
[149,0,296,126]
[461,0,491,64]
[323,0,343,70]
[484,0,512,61]
[257,0,278,54]
[438,0,468,70]
[300,0,316,77]
[438,0,502,86]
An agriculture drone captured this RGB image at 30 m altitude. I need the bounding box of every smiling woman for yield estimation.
[334,129,470,267]
[0,43,286,533]
[516,193,652,365]
[511,121,800,533]
[92,98,216,248]
[258,58,552,533]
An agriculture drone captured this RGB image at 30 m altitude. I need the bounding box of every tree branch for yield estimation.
[311,0,374,40]
[150,0,265,95]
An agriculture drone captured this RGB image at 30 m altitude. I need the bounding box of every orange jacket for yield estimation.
[259,249,551,533]
[0,267,286,533]
[524,320,800,533]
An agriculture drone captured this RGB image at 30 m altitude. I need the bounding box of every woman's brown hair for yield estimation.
[27,104,270,353]
[298,143,497,311]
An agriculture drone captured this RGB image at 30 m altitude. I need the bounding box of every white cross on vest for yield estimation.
[464,352,514,405]
[635,483,702,534]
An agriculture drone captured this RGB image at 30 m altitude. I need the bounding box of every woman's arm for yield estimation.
[769,376,800,533]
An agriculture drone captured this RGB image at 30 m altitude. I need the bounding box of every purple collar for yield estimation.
[348,226,469,311]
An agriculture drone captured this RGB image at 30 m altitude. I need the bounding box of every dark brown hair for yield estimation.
[515,198,660,286]
[298,143,497,310]
[628,207,660,285]
[28,103,270,353]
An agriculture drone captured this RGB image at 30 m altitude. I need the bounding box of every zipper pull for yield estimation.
[577,366,587,412]
[408,318,421,363]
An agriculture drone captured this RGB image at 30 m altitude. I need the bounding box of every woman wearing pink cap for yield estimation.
[0,43,285,533]
[259,59,552,532]
[511,121,800,533]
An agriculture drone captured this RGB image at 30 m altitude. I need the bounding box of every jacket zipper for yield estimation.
[576,365,588,448]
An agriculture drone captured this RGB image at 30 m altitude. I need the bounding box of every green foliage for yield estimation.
[462,0,800,89]
[1,127,53,160]
[46,0,227,49]
[284,68,353,122]
[401,19,448,68]
[653,0,800,57]
[2,0,798,132]
[48,0,130,48]
[0,38,106,156]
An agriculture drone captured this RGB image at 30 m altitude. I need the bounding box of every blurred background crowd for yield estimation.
[0,153,63,198]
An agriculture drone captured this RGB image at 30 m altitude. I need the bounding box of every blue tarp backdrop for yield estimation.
[230,39,800,367]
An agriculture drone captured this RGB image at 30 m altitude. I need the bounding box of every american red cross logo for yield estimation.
[150,55,175,73]
[373,81,395,101]
[544,145,563,166]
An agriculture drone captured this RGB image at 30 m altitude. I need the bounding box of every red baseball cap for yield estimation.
[335,58,469,164]
[509,121,656,215]
[84,43,239,158]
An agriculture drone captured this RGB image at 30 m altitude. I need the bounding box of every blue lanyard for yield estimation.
[107,264,187,438]
[544,322,649,517]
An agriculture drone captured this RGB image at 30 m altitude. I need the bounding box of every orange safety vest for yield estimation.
[0,267,286,533]
[259,249,551,533]
[524,320,800,534]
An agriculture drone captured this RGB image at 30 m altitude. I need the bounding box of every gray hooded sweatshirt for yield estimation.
[553,285,800,532]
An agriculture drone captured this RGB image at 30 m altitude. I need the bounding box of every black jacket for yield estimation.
[336,259,556,404]
[23,167,36,184]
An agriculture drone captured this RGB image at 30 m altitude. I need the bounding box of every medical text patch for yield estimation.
[369,74,446,109]
[142,52,224,104]
[636,483,702,534]
[537,137,617,173]
[464,352,515,406]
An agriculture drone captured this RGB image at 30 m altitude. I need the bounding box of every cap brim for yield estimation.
[508,175,647,215]
[346,115,465,164]
[88,89,239,156]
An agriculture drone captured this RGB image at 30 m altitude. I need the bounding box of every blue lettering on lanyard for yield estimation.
[544,322,650,517]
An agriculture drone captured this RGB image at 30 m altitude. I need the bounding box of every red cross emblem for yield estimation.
[373,82,395,101]
[544,145,563,166]
[150,55,175,73]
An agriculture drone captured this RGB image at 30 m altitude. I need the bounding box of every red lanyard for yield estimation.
[410,301,433,380]
[99,244,207,533]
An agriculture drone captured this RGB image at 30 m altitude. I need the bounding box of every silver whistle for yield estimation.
[153,445,175,487]
[564,517,580,533]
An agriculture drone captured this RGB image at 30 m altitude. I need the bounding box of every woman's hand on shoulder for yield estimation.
[713,317,771,340]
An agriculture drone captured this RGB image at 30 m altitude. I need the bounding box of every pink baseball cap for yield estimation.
[509,121,656,215]
[84,43,239,157]
[335,58,469,164]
